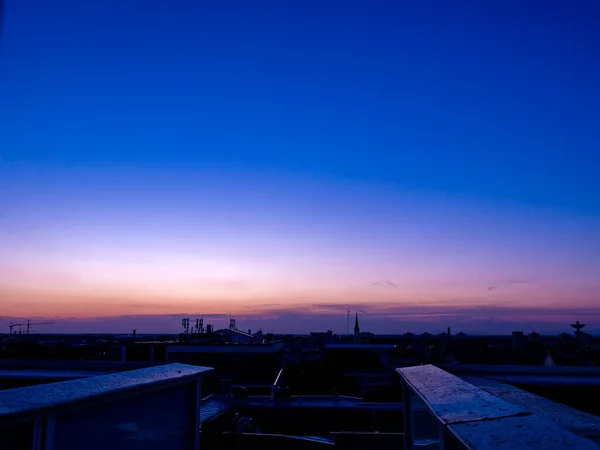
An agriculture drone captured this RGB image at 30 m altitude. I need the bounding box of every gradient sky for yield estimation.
[1,1,600,334]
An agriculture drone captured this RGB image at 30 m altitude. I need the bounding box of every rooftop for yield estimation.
[462,375,600,444]
[0,363,211,420]
[166,341,285,353]
[398,364,600,449]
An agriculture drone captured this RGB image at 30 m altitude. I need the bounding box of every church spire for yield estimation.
[354,311,360,333]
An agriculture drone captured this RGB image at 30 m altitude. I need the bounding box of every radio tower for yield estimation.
[570,320,586,336]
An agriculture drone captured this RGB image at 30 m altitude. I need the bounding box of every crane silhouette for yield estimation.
[9,320,54,335]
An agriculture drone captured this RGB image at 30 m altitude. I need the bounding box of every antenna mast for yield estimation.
[347,307,350,335]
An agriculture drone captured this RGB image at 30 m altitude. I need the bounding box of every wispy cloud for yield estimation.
[488,277,533,288]
[370,280,398,289]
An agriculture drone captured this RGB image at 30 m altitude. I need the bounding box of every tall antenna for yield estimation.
[347,306,350,335]
[181,317,190,335]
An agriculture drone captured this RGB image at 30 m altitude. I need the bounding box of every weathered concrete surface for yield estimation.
[462,376,600,445]
[0,363,211,420]
[397,365,526,424]
[398,366,600,448]
[450,415,600,449]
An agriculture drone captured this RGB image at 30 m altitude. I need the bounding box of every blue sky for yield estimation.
[1,1,600,334]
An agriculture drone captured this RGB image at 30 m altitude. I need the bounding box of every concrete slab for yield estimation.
[397,365,526,424]
[450,414,600,449]
[462,376,600,445]
[0,363,211,420]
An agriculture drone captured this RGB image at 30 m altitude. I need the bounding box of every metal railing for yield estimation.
[397,364,600,449]
[0,363,212,450]
[271,368,284,397]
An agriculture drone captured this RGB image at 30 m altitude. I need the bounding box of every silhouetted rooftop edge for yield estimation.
[399,365,600,449]
[0,363,211,419]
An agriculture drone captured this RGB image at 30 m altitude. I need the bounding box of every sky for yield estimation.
[1,0,600,335]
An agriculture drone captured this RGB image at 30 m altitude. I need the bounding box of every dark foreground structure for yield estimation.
[1,363,600,449]
[0,363,210,450]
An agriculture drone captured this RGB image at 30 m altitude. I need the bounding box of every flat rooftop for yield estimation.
[398,365,600,449]
[0,364,211,420]
[461,375,600,444]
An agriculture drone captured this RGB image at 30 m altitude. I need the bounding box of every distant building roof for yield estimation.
[216,329,254,339]
[167,341,285,354]
[440,364,600,376]
[324,344,396,350]
[237,395,403,410]
[0,369,110,380]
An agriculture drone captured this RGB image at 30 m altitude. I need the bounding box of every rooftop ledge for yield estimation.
[0,363,212,422]
[397,364,600,449]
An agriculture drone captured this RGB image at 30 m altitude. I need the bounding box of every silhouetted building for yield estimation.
[166,341,285,394]
[512,331,525,349]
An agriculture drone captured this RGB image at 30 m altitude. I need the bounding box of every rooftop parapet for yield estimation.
[397,364,600,449]
[0,363,212,450]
